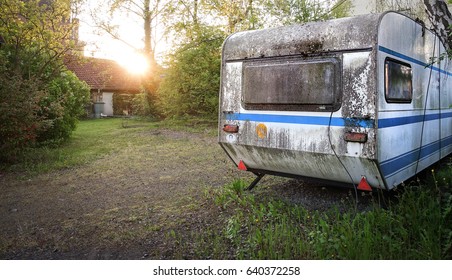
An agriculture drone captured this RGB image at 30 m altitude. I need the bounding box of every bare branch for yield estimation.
[424,0,452,50]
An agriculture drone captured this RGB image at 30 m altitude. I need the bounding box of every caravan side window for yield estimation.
[385,58,412,103]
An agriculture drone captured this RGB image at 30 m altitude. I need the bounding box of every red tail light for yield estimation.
[344,132,368,143]
[223,124,239,133]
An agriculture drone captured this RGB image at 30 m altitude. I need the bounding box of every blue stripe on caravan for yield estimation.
[380,135,452,178]
[378,45,452,76]
[225,113,375,128]
[443,111,452,119]
[378,112,452,128]
[225,112,452,129]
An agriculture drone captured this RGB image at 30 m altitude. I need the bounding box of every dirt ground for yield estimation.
[0,127,364,259]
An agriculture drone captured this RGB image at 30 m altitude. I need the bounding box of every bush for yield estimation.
[0,67,90,160]
[0,0,90,161]
[37,71,90,144]
[158,27,224,119]
[113,93,134,115]
[131,92,152,117]
[0,73,46,160]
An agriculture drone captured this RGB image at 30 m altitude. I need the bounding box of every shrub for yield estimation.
[0,0,90,161]
[158,27,224,119]
[113,93,134,115]
[0,72,46,160]
[37,71,90,144]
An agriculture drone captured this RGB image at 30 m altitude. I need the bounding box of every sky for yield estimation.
[76,0,166,73]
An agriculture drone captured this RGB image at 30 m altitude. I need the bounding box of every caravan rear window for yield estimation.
[385,58,412,103]
[242,58,341,111]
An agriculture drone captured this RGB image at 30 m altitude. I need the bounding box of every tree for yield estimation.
[0,0,90,160]
[164,0,202,43]
[424,0,452,51]
[204,0,262,33]
[92,0,167,68]
[262,0,329,26]
[328,0,351,19]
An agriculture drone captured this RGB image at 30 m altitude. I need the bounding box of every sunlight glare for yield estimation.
[115,51,149,75]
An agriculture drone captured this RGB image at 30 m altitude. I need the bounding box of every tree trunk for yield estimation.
[424,0,452,50]
[193,0,198,26]
[143,0,156,69]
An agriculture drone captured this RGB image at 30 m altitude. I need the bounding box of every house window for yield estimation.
[385,58,412,103]
[242,57,341,111]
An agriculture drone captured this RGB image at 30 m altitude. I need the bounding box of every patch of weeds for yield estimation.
[194,172,449,260]
[202,179,310,259]
[145,225,162,232]
[211,179,254,210]
[305,181,444,260]
[434,162,452,259]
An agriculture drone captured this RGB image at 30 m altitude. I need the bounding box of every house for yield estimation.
[65,56,142,117]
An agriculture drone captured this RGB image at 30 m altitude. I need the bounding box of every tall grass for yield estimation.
[183,162,452,259]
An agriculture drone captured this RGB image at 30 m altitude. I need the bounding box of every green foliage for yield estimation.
[308,187,441,259]
[188,172,451,259]
[38,71,90,144]
[329,0,351,19]
[434,164,452,258]
[158,26,225,119]
[204,0,263,32]
[0,68,46,158]
[0,0,90,161]
[113,93,134,115]
[131,91,157,118]
[262,0,329,26]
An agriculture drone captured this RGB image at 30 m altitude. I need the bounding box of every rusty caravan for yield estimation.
[218,12,452,191]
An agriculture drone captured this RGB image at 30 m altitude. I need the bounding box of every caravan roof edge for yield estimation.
[222,13,383,61]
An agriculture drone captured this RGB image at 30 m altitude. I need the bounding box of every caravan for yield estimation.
[218,12,452,190]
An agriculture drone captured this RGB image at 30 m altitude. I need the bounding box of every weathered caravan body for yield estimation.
[218,12,452,190]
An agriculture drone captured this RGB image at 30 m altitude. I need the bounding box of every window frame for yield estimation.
[241,56,342,112]
[384,57,413,104]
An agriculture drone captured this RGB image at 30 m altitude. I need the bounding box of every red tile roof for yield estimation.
[65,56,142,92]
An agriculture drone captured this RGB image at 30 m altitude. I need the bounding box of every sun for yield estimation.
[115,51,149,75]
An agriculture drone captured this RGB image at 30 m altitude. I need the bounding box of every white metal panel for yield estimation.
[439,43,452,159]
[377,12,449,188]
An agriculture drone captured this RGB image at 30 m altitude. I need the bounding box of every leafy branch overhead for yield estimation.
[423,0,452,51]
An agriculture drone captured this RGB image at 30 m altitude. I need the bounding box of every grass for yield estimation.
[1,118,142,175]
[170,163,452,260]
[0,117,217,176]
[156,116,218,136]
